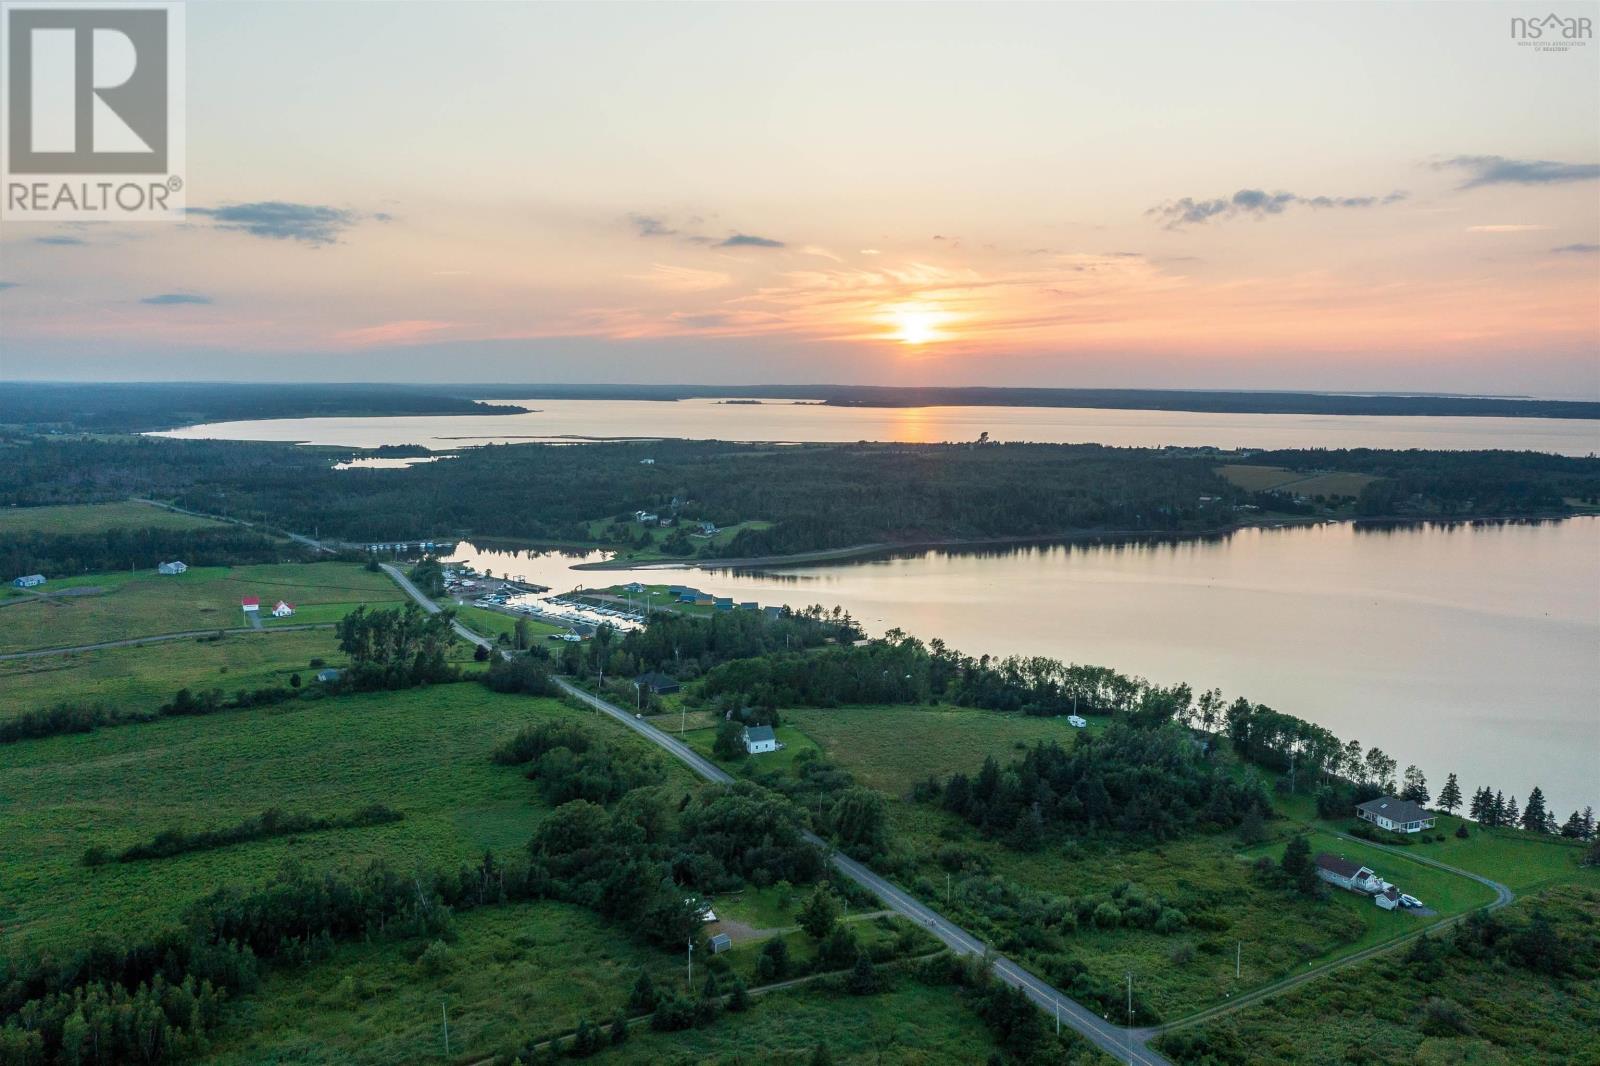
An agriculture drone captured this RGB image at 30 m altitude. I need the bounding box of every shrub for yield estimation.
[416,939,453,975]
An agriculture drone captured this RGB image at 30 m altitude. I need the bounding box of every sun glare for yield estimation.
[890,304,948,346]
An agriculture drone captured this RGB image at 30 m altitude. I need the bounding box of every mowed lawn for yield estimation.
[0,684,685,949]
[0,561,405,653]
[0,628,345,719]
[785,703,1106,795]
[0,499,226,535]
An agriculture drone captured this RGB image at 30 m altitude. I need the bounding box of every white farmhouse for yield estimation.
[271,600,295,618]
[742,724,778,755]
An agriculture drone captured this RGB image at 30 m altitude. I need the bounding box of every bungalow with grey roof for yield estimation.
[742,725,778,755]
[1356,796,1436,834]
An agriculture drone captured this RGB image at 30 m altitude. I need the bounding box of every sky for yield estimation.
[1,1,1598,396]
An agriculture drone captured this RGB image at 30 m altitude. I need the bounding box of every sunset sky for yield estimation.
[2,1,1598,396]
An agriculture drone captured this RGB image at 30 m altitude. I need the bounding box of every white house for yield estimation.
[12,574,46,588]
[1067,715,1087,728]
[640,458,656,465]
[1355,796,1436,834]
[271,600,295,618]
[742,724,778,755]
[1314,853,1382,894]
[1375,887,1402,911]
[157,561,188,575]
[634,511,659,525]
[240,596,260,613]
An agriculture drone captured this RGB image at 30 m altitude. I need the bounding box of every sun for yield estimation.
[888,304,951,346]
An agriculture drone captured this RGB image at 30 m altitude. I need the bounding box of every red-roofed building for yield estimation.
[271,600,295,618]
[241,596,260,612]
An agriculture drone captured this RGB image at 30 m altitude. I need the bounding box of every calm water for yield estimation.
[446,519,1600,815]
[154,398,1600,455]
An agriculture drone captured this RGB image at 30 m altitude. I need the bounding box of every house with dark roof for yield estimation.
[1356,796,1436,834]
[1314,852,1381,894]
[742,724,777,755]
[633,671,680,695]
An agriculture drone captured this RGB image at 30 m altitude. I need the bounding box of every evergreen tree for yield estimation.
[1521,786,1548,834]
[628,971,657,1012]
[1281,834,1311,880]
[810,1043,834,1066]
[1468,786,1488,822]
[609,1011,630,1045]
[1437,773,1462,815]
[1492,790,1507,827]
[1505,794,1520,826]
[1560,810,1585,838]
[726,976,750,1012]
[1583,806,1596,841]
[847,951,880,995]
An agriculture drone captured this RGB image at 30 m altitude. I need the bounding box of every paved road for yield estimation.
[555,675,1172,1066]
[382,557,1168,1061]
[0,623,335,662]
[379,564,503,654]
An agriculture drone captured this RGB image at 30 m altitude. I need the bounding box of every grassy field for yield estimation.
[1274,787,1593,893]
[0,684,689,949]
[1158,883,1600,1065]
[717,703,1525,1021]
[1217,464,1377,498]
[0,499,227,534]
[0,628,344,718]
[0,561,405,653]
[786,703,1106,795]
[605,978,1011,1066]
[584,518,775,562]
[454,603,573,644]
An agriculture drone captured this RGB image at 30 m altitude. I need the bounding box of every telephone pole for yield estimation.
[441,1000,450,1055]
[687,937,694,988]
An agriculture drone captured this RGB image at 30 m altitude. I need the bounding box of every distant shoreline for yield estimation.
[569,511,1592,573]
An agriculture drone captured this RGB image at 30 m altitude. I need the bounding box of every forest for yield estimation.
[5,433,1595,562]
[0,382,524,432]
[0,527,309,578]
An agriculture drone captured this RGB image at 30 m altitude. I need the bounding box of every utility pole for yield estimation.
[687,938,694,989]
[1126,972,1133,1066]
[1236,940,1241,979]
[441,1001,450,1055]
[1055,997,1060,1036]
[946,872,951,906]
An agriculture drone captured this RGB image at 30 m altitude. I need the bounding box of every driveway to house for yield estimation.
[381,553,1168,1062]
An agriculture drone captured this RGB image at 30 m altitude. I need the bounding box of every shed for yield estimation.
[316,668,342,683]
[709,933,732,954]
[157,561,188,575]
[12,574,46,588]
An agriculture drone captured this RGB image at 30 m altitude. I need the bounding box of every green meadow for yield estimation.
[0,684,690,949]
[0,561,404,652]
[0,500,227,535]
[693,701,1567,1023]
[0,628,344,719]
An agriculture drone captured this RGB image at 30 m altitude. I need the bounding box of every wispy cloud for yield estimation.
[626,264,734,292]
[1149,188,1406,228]
[717,233,785,249]
[140,293,212,305]
[0,281,17,291]
[1436,155,1600,189]
[1551,243,1600,254]
[187,201,370,245]
[34,235,86,246]
[1466,224,1551,233]
[334,319,454,346]
[627,213,679,238]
